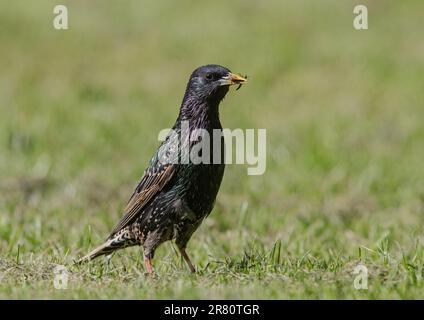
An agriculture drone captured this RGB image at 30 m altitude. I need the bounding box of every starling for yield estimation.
[77,64,247,273]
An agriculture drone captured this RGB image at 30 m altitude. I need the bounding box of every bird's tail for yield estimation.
[75,228,139,264]
[75,238,117,264]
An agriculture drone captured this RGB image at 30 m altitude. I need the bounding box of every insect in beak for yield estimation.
[236,75,248,90]
[219,73,248,89]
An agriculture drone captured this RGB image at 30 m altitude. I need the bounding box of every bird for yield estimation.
[76,64,247,273]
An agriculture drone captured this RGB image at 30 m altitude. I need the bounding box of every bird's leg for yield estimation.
[144,256,153,274]
[178,247,196,273]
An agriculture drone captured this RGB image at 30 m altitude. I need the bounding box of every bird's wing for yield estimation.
[108,163,175,237]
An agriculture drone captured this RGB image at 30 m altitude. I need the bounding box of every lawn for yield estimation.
[1,0,424,299]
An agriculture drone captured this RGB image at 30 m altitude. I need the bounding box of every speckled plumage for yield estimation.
[77,65,247,272]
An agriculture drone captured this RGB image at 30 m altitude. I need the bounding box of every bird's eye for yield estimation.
[205,73,213,80]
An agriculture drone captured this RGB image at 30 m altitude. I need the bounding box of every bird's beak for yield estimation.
[219,73,247,86]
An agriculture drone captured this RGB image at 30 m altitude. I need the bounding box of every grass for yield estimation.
[1,0,424,299]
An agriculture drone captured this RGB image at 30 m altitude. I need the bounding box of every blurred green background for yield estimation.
[1,0,424,299]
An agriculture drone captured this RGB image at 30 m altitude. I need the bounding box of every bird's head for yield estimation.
[184,64,247,106]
